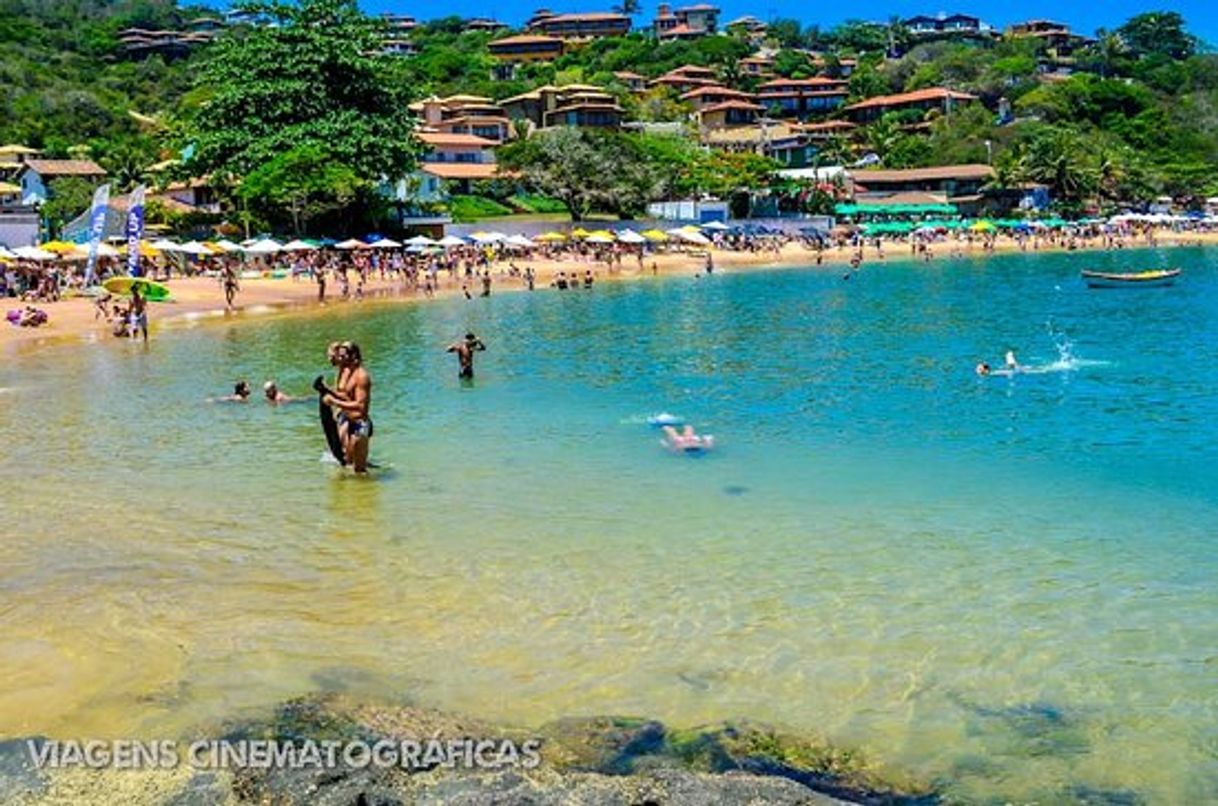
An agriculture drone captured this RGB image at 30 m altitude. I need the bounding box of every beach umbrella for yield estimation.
[585,233,614,244]
[210,239,243,252]
[535,231,566,242]
[335,238,366,250]
[437,235,467,248]
[504,234,536,248]
[701,221,729,231]
[640,229,669,242]
[369,237,402,248]
[150,238,181,251]
[0,245,15,259]
[616,229,646,244]
[405,235,436,246]
[470,232,505,244]
[970,221,997,233]
[243,238,283,254]
[570,227,591,239]
[13,246,56,260]
[282,239,318,251]
[666,227,711,245]
[69,242,121,259]
[178,241,215,256]
[39,240,79,254]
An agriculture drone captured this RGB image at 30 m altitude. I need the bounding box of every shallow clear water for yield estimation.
[3,249,1218,802]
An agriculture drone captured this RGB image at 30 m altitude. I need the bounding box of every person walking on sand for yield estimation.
[447,332,486,380]
[323,342,373,473]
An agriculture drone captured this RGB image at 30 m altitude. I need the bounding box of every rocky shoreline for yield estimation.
[2,693,938,804]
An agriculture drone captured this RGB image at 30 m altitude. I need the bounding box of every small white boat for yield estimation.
[1082,269,1180,289]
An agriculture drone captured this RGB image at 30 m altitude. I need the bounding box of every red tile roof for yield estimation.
[21,159,106,177]
[416,132,499,148]
[850,164,994,183]
[844,88,978,111]
[421,163,507,180]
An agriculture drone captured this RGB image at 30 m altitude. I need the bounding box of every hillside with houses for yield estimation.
[1,0,1216,238]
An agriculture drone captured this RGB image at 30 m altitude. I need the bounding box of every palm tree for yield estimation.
[1087,30,1128,79]
[1019,131,1096,203]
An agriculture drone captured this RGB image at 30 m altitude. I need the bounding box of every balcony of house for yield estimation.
[679,85,755,111]
[489,35,564,62]
[757,79,850,119]
[698,101,764,130]
[542,102,624,128]
[527,11,631,40]
[613,71,647,92]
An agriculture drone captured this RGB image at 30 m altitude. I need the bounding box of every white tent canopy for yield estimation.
[405,235,436,246]
[243,238,283,254]
[369,237,402,248]
[504,234,536,248]
[666,227,711,245]
[13,246,56,260]
[616,229,646,244]
[281,239,317,251]
[437,235,467,247]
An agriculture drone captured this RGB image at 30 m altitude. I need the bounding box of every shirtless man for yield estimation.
[446,332,486,379]
[262,381,297,405]
[222,265,239,309]
[129,285,148,343]
[323,342,373,473]
[662,424,714,452]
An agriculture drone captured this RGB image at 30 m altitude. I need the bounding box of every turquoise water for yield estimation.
[3,249,1218,802]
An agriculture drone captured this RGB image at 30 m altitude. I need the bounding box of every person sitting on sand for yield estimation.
[662,424,715,452]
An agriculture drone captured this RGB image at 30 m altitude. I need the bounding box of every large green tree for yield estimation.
[180,0,417,186]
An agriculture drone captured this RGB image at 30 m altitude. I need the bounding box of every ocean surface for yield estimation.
[3,248,1218,802]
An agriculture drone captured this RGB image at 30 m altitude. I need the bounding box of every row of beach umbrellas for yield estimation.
[1,223,727,263]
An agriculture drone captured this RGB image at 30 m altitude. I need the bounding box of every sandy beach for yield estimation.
[4,230,1215,354]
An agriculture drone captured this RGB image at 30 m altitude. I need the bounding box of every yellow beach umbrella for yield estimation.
[570,227,591,239]
[0,181,21,195]
[535,231,567,242]
[970,220,997,232]
[120,240,161,257]
[640,229,669,242]
[40,240,79,254]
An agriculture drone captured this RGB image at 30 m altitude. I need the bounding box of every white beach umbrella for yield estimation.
[150,238,181,251]
[178,240,216,256]
[335,238,366,250]
[13,246,56,260]
[71,242,121,259]
[211,239,243,252]
[616,229,646,244]
[369,237,402,248]
[0,245,15,259]
[405,235,437,246]
[504,234,535,248]
[701,220,729,231]
[470,232,506,244]
[437,235,467,248]
[666,228,711,245]
[243,238,283,254]
[281,239,317,251]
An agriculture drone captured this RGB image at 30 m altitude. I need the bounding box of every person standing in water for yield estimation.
[129,285,148,343]
[222,264,240,309]
[323,342,373,473]
[446,332,486,379]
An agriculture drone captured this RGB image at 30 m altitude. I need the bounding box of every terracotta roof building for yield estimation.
[526,9,631,39]
[843,88,978,122]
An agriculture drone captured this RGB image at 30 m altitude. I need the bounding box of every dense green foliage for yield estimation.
[1,0,1215,224]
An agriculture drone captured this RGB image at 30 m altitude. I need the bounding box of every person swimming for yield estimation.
[263,380,297,405]
[215,381,251,402]
[976,362,992,376]
[662,424,715,452]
